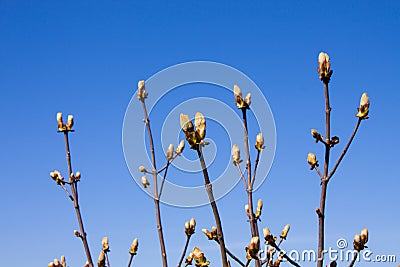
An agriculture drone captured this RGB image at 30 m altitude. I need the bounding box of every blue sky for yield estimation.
[0,0,399,266]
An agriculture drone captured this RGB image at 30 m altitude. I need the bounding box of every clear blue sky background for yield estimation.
[0,0,399,266]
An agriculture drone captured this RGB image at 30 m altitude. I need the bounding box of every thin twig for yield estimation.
[59,182,74,201]
[214,239,246,267]
[159,161,170,198]
[105,252,110,267]
[63,131,93,267]
[157,154,178,174]
[276,237,284,247]
[177,236,191,267]
[196,146,229,267]
[327,118,362,181]
[270,242,301,267]
[241,108,261,267]
[140,99,168,267]
[317,81,331,267]
[348,251,359,267]
[314,166,323,180]
[245,259,251,267]
[235,163,248,188]
[251,150,261,189]
[127,254,134,267]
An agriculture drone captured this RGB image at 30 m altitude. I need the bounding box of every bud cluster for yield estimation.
[184,218,196,237]
[263,227,276,245]
[56,112,74,132]
[186,247,210,267]
[180,112,208,148]
[245,236,260,260]
[202,227,217,240]
[353,228,369,251]
[47,256,66,267]
[234,85,251,109]
[50,170,64,185]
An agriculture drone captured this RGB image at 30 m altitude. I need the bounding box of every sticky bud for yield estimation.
[57,112,64,131]
[361,228,369,244]
[353,234,363,251]
[189,218,196,230]
[66,115,74,130]
[102,236,109,252]
[176,140,185,154]
[180,113,194,133]
[195,112,206,140]
[129,238,139,255]
[246,236,260,260]
[98,251,106,267]
[137,80,148,100]
[61,256,66,267]
[255,199,263,219]
[263,227,275,244]
[191,247,210,266]
[234,84,250,109]
[166,144,174,160]
[311,129,322,142]
[307,152,319,170]
[318,52,332,82]
[356,92,370,119]
[280,224,290,239]
[255,133,265,151]
[141,176,150,188]
[139,165,147,172]
[244,93,251,106]
[75,171,81,181]
[232,144,242,164]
